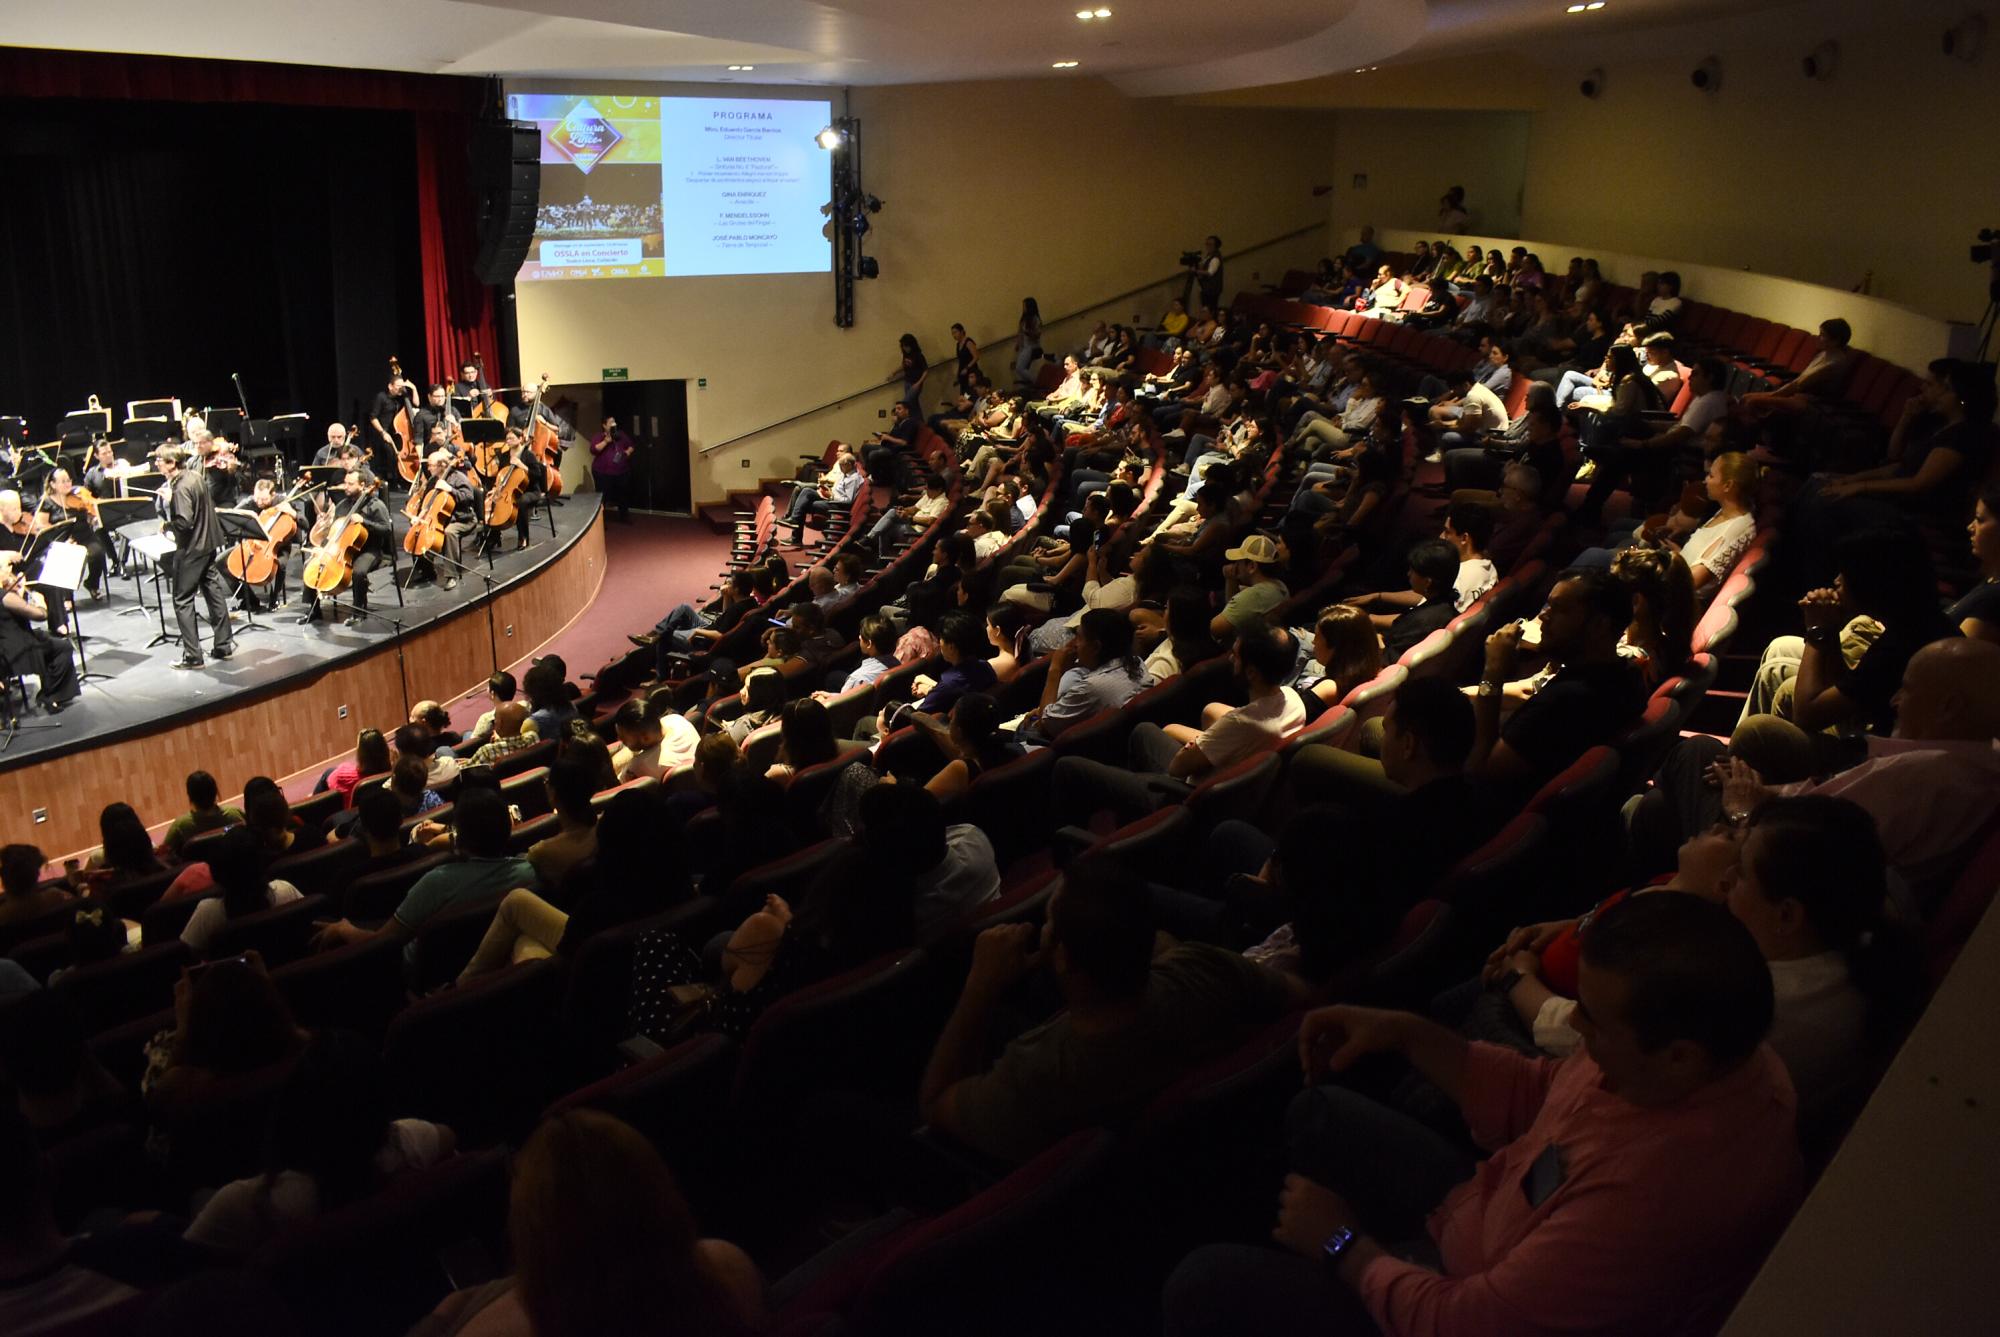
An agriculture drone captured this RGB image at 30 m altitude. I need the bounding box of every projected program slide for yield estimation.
[506,92,830,281]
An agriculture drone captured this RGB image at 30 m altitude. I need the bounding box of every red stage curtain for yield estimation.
[0,46,499,387]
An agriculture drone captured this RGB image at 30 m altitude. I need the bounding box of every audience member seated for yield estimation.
[1732,527,1956,781]
[1740,318,1860,419]
[0,843,71,934]
[460,785,689,983]
[1021,609,1153,742]
[79,800,164,893]
[0,990,127,1137]
[160,770,242,861]
[524,758,600,890]
[1469,570,1645,796]
[523,659,580,742]
[141,956,309,1138]
[862,781,1000,936]
[416,1110,763,1337]
[867,610,995,741]
[767,698,844,783]
[463,670,522,747]
[1361,537,1461,661]
[470,701,539,768]
[321,728,391,808]
[1212,535,1291,640]
[1633,637,2000,899]
[311,788,537,964]
[1955,484,2000,645]
[1139,586,1228,683]
[1289,605,1382,715]
[1574,355,1732,523]
[1052,620,1305,827]
[920,857,1303,1165]
[179,827,303,956]
[183,1029,455,1255]
[629,802,916,1044]
[353,788,424,874]
[1165,895,1801,1337]
[611,697,701,782]
[906,692,1024,800]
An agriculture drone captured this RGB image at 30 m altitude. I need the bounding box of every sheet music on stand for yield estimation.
[35,541,88,594]
[128,532,179,571]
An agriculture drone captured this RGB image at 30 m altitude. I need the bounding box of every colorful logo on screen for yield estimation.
[548,102,623,174]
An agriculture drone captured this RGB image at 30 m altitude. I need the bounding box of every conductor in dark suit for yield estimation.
[155,445,233,669]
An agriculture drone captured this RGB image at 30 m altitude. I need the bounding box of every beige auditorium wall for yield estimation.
[1519,18,2000,326]
[512,77,1337,504]
[1323,110,1532,241]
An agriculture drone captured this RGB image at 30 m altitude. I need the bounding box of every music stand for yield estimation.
[57,411,108,449]
[204,407,245,443]
[126,398,181,424]
[268,414,309,474]
[26,531,109,683]
[216,508,271,632]
[0,417,25,456]
[123,420,173,457]
[96,495,162,616]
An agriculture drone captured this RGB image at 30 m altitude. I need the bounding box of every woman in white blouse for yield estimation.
[1574,451,1757,603]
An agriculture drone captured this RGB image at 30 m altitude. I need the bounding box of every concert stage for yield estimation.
[2,495,607,861]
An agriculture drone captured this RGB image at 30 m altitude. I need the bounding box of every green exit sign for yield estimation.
[602,367,628,381]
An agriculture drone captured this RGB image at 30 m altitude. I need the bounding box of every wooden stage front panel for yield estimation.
[4,514,606,862]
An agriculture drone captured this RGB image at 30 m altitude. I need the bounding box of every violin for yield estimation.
[390,355,422,485]
[403,476,455,557]
[302,478,384,595]
[59,488,100,527]
[524,372,564,497]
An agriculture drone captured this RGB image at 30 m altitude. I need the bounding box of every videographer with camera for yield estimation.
[1185,235,1224,312]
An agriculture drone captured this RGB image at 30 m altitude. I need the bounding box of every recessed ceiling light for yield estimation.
[1052,60,1080,68]
[1095,6,1112,15]
[1077,7,1111,18]
[726,64,755,70]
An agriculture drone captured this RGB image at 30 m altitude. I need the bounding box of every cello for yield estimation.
[390,355,421,484]
[524,373,565,497]
[483,448,531,536]
[301,479,382,594]
[225,481,318,592]
[403,475,454,558]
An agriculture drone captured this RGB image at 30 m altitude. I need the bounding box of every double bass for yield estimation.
[389,355,421,484]
[301,479,383,594]
[468,350,499,420]
[524,373,565,497]
[403,475,454,558]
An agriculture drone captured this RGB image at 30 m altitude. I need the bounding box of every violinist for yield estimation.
[370,369,419,483]
[302,469,391,627]
[0,489,29,553]
[411,450,480,592]
[155,445,235,670]
[411,385,459,458]
[186,421,242,509]
[81,440,131,500]
[0,550,80,713]
[32,468,107,600]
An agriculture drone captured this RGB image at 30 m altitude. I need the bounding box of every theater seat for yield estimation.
[730,947,933,1114]
[543,1032,737,1204]
[343,852,451,921]
[204,892,330,967]
[383,958,564,1144]
[270,934,407,1042]
[955,747,1058,872]
[51,940,191,1036]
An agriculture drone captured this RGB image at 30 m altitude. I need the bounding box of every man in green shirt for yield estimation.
[921,859,1303,1164]
[161,770,243,860]
[1212,533,1290,641]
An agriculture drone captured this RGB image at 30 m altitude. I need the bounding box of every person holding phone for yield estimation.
[589,415,637,523]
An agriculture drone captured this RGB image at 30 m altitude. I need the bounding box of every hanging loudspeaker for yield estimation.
[472,120,542,286]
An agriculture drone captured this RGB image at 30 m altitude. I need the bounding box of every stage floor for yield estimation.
[2,494,604,772]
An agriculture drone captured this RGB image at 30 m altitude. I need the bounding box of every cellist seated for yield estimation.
[481,427,544,554]
[301,469,392,628]
[408,450,481,592]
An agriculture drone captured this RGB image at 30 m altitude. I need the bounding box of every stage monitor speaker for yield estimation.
[472,120,542,286]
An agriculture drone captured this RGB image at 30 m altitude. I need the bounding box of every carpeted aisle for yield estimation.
[444,510,730,732]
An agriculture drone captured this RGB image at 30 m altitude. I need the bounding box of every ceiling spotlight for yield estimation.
[1052,60,1080,68]
[726,64,755,71]
[815,124,846,150]
[1077,7,1111,17]
[1096,6,1112,15]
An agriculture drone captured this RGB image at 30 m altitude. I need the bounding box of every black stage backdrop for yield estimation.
[0,96,426,446]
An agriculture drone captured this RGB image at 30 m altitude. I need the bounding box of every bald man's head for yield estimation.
[494,700,531,739]
[1893,638,2000,742]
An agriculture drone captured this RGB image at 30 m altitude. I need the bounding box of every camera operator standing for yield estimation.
[1185,235,1224,313]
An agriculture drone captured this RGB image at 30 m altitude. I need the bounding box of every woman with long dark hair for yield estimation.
[85,801,160,882]
[419,1110,761,1337]
[895,332,928,412]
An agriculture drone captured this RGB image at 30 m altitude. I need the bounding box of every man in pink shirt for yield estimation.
[1166,894,1804,1337]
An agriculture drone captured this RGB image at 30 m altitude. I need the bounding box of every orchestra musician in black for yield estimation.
[155,444,234,670]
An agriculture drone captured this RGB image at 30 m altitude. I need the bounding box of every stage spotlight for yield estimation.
[858,256,880,279]
[816,124,846,150]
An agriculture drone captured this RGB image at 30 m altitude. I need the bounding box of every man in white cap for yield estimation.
[1213,532,1290,640]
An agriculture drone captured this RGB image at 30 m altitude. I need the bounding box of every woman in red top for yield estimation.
[322,728,391,808]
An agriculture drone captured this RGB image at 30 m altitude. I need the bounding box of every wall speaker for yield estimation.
[1690,56,1723,92]
[1944,12,1987,61]
[1579,68,1605,98]
[1802,40,1840,80]
[471,120,541,286]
